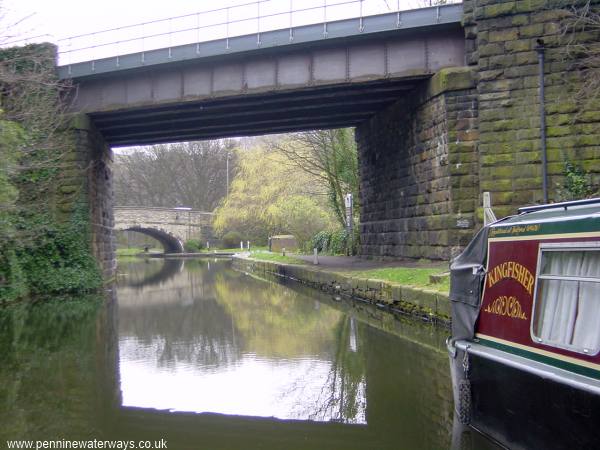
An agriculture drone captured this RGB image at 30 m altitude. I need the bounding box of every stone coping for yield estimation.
[232,256,451,323]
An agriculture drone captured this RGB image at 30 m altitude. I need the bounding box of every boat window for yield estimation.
[531,245,600,356]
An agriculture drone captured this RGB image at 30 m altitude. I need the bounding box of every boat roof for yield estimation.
[488,198,600,239]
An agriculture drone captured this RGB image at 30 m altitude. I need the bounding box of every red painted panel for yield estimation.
[476,236,600,365]
[478,239,539,342]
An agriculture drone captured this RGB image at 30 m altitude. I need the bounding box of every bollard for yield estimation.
[313,248,319,265]
[282,248,286,257]
[240,241,243,250]
[247,241,250,250]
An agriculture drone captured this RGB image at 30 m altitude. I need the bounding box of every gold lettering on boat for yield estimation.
[489,224,540,237]
[486,261,534,295]
[484,296,528,320]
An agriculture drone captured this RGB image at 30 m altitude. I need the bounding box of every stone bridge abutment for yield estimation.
[356,67,477,260]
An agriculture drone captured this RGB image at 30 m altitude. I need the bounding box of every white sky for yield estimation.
[2,1,244,41]
[2,0,445,64]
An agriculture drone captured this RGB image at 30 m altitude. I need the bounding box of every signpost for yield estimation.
[345,193,353,255]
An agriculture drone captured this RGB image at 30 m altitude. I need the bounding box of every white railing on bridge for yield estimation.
[56,0,461,67]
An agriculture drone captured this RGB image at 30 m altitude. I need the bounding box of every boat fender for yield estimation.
[458,346,472,425]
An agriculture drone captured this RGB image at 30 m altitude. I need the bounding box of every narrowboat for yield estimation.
[448,198,600,450]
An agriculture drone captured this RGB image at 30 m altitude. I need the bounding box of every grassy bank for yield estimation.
[242,253,449,293]
[247,251,308,265]
[341,265,449,293]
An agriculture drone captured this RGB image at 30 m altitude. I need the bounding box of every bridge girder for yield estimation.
[62,6,465,146]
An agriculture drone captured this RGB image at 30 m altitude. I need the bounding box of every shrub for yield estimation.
[14,207,102,297]
[184,239,203,252]
[556,161,596,201]
[308,228,360,255]
[308,227,361,255]
[310,230,331,253]
[222,231,243,249]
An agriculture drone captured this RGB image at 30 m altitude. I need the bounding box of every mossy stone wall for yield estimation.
[356,68,478,260]
[357,1,600,260]
[464,0,600,218]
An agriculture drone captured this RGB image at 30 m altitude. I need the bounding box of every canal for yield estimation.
[0,258,498,449]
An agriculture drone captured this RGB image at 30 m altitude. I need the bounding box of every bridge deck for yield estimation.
[64,4,464,146]
[58,5,462,80]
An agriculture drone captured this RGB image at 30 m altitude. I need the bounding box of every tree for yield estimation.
[213,146,335,246]
[268,195,333,247]
[563,1,600,102]
[113,140,236,211]
[267,129,359,229]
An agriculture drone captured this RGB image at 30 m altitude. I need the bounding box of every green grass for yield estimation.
[344,266,450,292]
[248,251,307,265]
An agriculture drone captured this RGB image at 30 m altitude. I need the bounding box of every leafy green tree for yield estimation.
[268,195,332,247]
[268,129,359,229]
[213,147,335,246]
[556,161,597,200]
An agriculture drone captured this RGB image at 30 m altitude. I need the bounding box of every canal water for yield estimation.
[1,258,498,449]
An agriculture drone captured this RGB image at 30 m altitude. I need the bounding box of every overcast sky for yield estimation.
[2,0,437,56]
[2,0,249,42]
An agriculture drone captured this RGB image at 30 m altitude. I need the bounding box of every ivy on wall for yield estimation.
[0,44,101,303]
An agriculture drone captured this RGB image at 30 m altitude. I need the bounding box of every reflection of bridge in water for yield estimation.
[118,258,184,288]
[114,206,214,253]
[101,258,461,449]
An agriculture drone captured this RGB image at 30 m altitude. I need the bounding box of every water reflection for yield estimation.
[117,259,367,423]
[0,257,501,449]
[0,296,104,440]
[119,258,184,288]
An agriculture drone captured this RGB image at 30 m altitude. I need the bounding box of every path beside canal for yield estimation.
[232,254,451,323]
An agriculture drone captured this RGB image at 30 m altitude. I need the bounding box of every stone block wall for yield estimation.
[464,0,600,218]
[356,68,478,260]
[357,1,600,261]
[113,206,213,244]
[70,115,116,280]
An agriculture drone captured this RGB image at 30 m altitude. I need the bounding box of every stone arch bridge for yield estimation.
[114,206,214,253]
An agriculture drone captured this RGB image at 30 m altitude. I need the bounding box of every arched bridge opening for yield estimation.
[122,226,185,254]
[113,207,214,255]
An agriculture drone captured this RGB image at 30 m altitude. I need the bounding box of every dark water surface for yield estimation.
[1,258,497,450]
